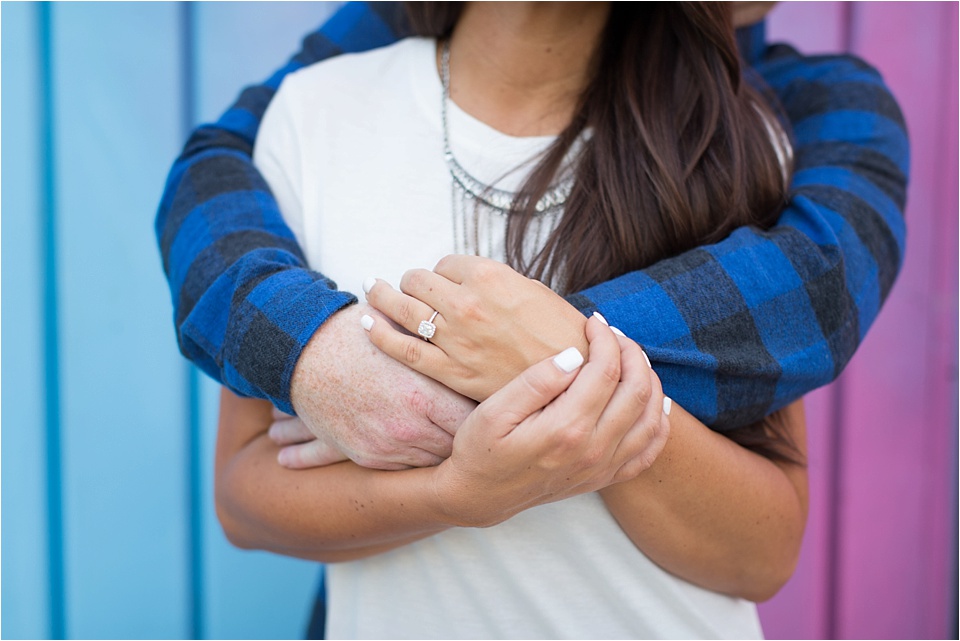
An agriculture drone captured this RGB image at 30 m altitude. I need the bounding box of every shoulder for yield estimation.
[276,37,433,108]
[756,44,889,90]
[754,45,904,127]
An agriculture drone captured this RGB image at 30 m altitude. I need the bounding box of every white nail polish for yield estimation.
[553,347,584,373]
[592,311,609,325]
[641,349,652,368]
[610,326,626,337]
[362,277,377,294]
[360,314,375,331]
[662,396,673,416]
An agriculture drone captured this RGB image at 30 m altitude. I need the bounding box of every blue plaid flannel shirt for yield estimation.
[156,2,908,429]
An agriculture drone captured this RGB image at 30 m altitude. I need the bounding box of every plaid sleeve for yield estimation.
[568,45,908,430]
[155,2,410,413]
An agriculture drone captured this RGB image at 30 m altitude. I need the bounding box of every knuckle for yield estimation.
[449,293,483,324]
[395,299,414,325]
[462,297,484,323]
[401,269,428,294]
[353,453,398,471]
[472,402,508,430]
[471,402,493,426]
[628,370,654,407]
[470,260,500,284]
[520,369,556,400]
[402,339,423,364]
[600,357,622,386]
[407,387,435,422]
[556,427,588,454]
[615,458,646,482]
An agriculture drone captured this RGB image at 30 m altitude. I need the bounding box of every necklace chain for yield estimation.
[440,40,572,215]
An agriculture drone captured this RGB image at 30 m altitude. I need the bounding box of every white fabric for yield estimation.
[254,37,764,641]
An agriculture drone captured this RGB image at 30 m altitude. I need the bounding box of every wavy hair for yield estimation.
[406,2,800,462]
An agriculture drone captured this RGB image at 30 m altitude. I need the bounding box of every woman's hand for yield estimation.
[362,255,589,401]
[430,315,670,528]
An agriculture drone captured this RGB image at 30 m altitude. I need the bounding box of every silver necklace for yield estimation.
[440,40,573,218]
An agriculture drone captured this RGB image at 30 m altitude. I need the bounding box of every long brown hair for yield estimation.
[406,2,801,463]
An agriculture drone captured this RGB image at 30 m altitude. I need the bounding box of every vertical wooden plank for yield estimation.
[767,1,848,53]
[834,3,955,638]
[195,1,344,123]
[1,3,51,638]
[758,387,838,640]
[759,3,851,638]
[935,5,960,637]
[192,3,341,638]
[50,3,191,637]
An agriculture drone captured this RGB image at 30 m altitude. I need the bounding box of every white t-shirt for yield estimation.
[254,37,764,640]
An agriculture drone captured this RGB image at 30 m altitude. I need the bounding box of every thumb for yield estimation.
[479,347,584,428]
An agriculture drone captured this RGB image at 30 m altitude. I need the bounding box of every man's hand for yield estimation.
[287,304,476,470]
[267,408,349,469]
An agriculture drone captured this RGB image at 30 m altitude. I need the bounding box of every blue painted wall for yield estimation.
[4,3,956,640]
[2,3,340,638]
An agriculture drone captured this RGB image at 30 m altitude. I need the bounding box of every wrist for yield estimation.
[289,303,360,415]
[426,459,514,529]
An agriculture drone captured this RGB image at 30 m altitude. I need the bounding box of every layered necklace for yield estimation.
[440,40,573,262]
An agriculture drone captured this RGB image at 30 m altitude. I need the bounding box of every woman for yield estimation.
[217,3,807,638]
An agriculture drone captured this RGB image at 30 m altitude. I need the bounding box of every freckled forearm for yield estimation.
[599,400,808,600]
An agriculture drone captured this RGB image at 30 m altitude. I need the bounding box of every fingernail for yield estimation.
[592,311,609,325]
[360,314,375,331]
[362,277,377,294]
[662,396,673,416]
[610,326,626,337]
[641,349,652,368]
[277,449,291,467]
[553,347,584,373]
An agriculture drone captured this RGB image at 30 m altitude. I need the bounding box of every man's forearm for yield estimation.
[573,46,908,429]
[156,3,410,412]
[158,7,906,427]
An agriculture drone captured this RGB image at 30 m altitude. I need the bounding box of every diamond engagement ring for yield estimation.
[418,311,440,341]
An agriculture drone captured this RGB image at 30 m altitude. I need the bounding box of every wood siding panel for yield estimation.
[1,3,52,638]
[192,4,341,638]
[1,3,954,638]
[836,3,958,638]
[50,3,190,637]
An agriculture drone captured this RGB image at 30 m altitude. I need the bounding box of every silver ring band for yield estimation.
[418,310,440,342]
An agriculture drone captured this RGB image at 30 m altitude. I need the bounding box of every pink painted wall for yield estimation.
[760,3,958,639]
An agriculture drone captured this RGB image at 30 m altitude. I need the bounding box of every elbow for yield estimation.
[214,462,263,552]
[739,559,799,603]
[735,534,803,603]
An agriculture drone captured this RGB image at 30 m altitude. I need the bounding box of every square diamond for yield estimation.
[418,320,436,340]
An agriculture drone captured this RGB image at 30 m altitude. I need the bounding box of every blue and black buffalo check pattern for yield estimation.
[156,2,907,429]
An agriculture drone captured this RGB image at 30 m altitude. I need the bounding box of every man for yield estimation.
[157,2,906,470]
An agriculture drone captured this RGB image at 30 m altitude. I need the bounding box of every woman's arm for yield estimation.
[215,391,444,563]
[226,314,805,601]
[216,317,668,562]
[364,264,808,600]
[600,399,807,602]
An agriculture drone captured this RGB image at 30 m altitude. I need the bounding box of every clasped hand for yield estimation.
[275,256,669,490]
[429,314,670,527]
[363,255,590,401]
